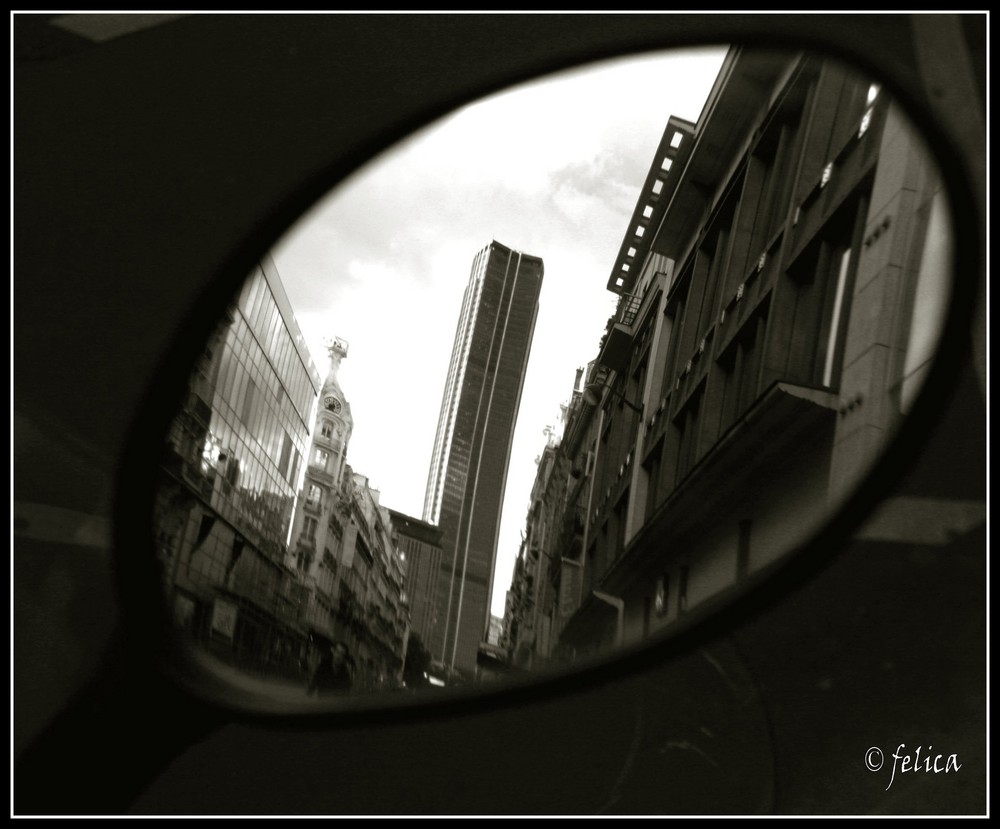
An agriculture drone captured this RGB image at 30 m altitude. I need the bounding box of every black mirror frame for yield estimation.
[121,13,986,723]
[15,12,986,816]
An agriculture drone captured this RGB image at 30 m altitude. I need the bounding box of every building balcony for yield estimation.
[307,463,335,486]
[341,569,366,600]
[553,503,586,577]
[590,450,633,534]
[596,278,665,374]
[596,295,640,373]
[313,579,333,605]
[302,600,334,636]
[624,382,837,589]
[336,588,362,626]
[351,504,372,539]
[559,381,839,648]
[302,498,323,516]
[312,431,339,451]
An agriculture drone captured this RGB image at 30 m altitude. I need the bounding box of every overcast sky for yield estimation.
[271,46,729,617]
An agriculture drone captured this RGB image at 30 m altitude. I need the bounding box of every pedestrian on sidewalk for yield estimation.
[307,641,354,695]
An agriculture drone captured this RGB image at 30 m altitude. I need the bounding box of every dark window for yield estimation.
[585,543,597,595]
[644,448,662,522]
[306,485,322,508]
[655,573,670,617]
[302,516,318,545]
[240,377,257,426]
[278,432,292,478]
[718,306,770,434]
[782,194,865,390]
[612,494,629,561]
[673,387,704,486]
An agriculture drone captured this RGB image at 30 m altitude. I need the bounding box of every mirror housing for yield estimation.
[13,13,985,816]
[143,37,979,717]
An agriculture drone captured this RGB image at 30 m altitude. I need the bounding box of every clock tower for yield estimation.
[316,336,353,487]
[288,336,353,583]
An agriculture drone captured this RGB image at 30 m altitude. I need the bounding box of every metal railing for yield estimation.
[616,292,642,327]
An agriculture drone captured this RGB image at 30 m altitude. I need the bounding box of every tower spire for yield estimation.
[324,335,349,376]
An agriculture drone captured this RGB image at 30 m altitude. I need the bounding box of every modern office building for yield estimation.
[388,509,444,651]
[155,254,322,675]
[155,263,412,688]
[423,240,544,674]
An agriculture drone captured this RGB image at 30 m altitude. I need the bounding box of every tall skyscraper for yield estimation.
[423,240,544,674]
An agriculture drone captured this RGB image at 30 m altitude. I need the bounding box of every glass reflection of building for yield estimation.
[156,254,321,677]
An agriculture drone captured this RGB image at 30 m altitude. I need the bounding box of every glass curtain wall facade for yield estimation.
[423,240,544,674]
[156,254,321,678]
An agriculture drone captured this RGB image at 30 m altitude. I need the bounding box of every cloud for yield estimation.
[267,46,729,614]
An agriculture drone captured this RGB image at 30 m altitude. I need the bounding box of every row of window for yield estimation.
[174,511,286,614]
[625,65,879,521]
[556,61,894,649]
[237,266,317,424]
[214,321,309,484]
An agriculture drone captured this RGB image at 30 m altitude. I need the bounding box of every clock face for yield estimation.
[324,396,342,413]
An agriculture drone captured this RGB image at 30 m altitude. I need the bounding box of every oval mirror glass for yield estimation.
[152,45,956,708]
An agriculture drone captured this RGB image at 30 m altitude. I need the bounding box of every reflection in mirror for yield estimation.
[153,46,953,704]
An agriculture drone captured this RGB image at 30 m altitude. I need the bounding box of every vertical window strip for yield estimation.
[823,248,851,388]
